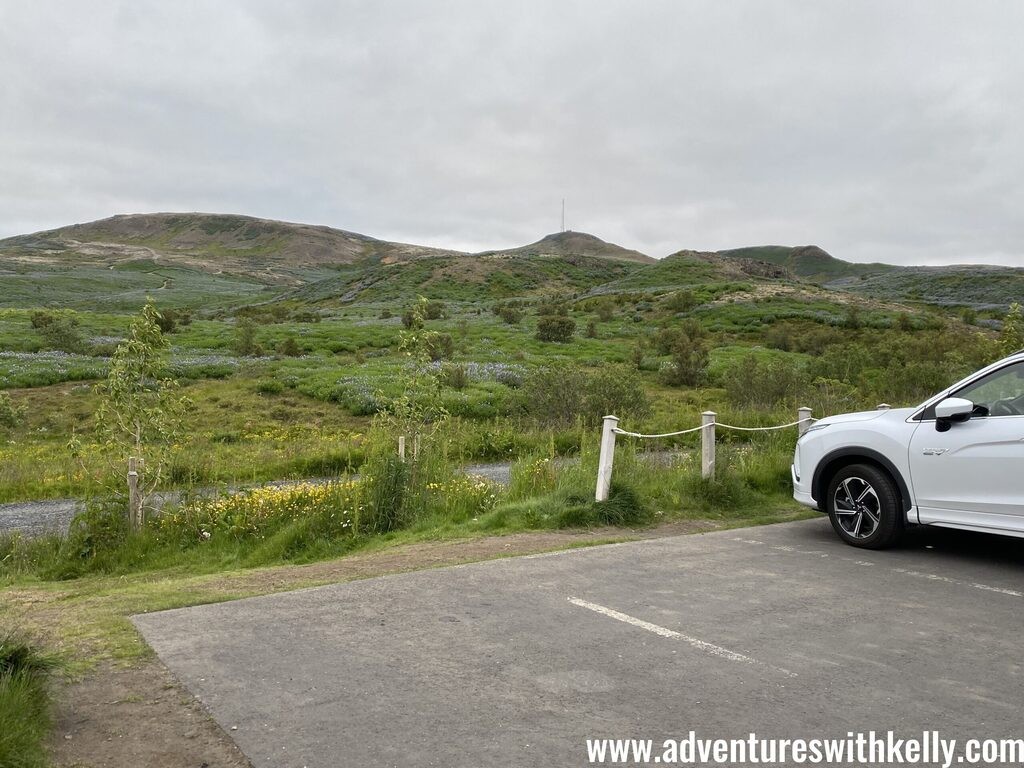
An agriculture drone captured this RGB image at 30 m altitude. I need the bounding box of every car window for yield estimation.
[954,362,1024,416]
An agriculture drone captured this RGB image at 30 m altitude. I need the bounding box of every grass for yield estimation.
[0,430,811,654]
[0,633,58,768]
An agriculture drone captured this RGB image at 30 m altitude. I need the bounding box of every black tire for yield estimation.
[825,463,903,549]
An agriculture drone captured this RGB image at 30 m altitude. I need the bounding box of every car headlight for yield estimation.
[800,422,831,437]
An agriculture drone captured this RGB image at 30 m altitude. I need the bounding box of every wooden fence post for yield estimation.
[412,434,420,459]
[127,457,141,531]
[701,411,716,479]
[797,407,812,437]
[398,436,406,460]
[595,415,619,502]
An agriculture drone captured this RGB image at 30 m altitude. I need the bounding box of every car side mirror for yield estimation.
[935,397,974,432]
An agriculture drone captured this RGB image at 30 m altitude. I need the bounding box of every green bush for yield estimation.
[664,289,697,314]
[401,306,423,330]
[594,299,615,322]
[277,336,303,357]
[662,337,709,386]
[442,363,469,390]
[519,363,649,426]
[425,333,455,361]
[998,302,1024,357]
[0,393,24,429]
[233,317,262,356]
[536,315,576,343]
[37,312,85,353]
[494,302,523,325]
[424,301,447,320]
[721,353,805,409]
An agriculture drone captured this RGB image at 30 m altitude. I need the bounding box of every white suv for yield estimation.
[793,351,1024,548]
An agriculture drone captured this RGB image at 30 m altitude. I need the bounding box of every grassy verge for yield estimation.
[0,432,811,667]
[0,633,58,768]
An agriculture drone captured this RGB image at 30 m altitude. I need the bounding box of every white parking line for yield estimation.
[567,597,796,677]
[730,536,1022,600]
[891,567,1024,598]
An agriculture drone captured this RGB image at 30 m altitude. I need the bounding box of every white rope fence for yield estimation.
[595,408,815,502]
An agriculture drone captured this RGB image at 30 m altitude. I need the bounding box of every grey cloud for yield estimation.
[2,0,1023,265]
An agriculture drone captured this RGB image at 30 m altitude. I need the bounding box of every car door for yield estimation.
[909,361,1024,533]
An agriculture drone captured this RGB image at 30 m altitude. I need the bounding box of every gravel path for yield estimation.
[0,498,82,538]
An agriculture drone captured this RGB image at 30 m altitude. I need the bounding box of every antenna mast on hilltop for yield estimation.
[561,199,565,232]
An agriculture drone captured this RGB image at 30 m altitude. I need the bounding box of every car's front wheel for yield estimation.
[825,463,903,549]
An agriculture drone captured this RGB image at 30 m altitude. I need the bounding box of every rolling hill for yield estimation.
[0,213,464,285]
[714,244,1024,309]
[2,212,1022,312]
[827,265,1024,310]
[0,216,659,308]
[715,245,893,282]
[478,231,654,265]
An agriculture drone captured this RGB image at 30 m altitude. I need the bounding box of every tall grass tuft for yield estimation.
[0,633,59,768]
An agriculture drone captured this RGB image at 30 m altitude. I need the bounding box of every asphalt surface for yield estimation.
[134,518,1024,768]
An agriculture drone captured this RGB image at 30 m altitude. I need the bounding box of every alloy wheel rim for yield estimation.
[832,477,881,539]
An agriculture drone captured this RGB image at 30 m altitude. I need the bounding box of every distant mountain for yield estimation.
[480,231,654,265]
[0,213,463,285]
[0,215,653,283]
[2,213,1022,312]
[0,214,656,308]
[715,245,893,282]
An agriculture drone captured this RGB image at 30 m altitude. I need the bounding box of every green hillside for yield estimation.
[717,245,893,282]
[282,252,641,305]
[0,260,272,311]
[830,265,1024,309]
[3,212,1022,313]
[0,212,464,288]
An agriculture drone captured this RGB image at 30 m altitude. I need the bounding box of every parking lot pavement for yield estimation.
[133,518,1024,767]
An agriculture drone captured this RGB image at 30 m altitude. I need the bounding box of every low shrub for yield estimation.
[535,315,576,343]
[0,392,24,429]
[519,363,650,426]
[255,379,285,394]
[442,363,469,390]
[277,337,303,357]
[494,303,523,325]
[425,333,455,361]
[721,353,805,409]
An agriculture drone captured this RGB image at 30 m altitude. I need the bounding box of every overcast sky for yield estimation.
[2,1,1023,265]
